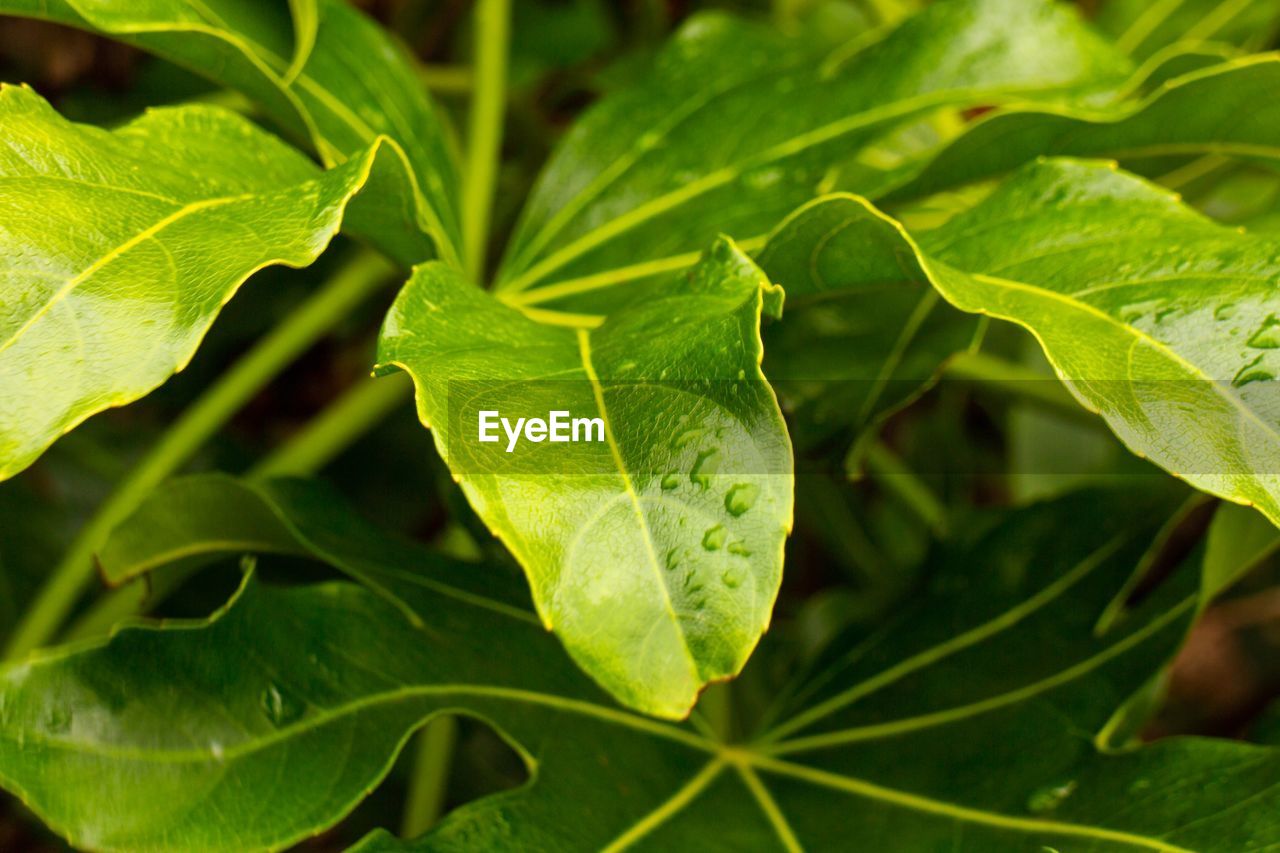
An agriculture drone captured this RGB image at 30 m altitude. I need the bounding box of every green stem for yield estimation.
[863,441,948,538]
[5,251,394,660]
[943,351,1095,421]
[401,717,459,838]
[251,372,412,479]
[418,64,474,95]
[461,0,510,281]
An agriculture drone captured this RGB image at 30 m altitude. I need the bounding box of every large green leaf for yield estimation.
[494,0,1131,306]
[8,485,1280,851]
[0,0,457,266]
[0,87,395,480]
[377,239,793,718]
[883,57,1280,206]
[796,158,1280,529]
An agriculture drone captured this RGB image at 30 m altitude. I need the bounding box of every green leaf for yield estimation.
[883,57,1280,206]
[495,0,1130,306]
[1096,0,1280,59]
[914,158,1280,529]
[377,239,793,719]
[0,0,458,266]
[756,194,982,460]
[801,157,1280,529]
[0,87,391,479]
[10,486,1280,851]
[95,473,534,626]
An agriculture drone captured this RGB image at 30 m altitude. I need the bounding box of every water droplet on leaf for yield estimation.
[690,448,720,488]
[724,483,759,516]
[660,472,681,490]
[1247,313,1280,349]
[1233,354,1274,387]
[727,541,752,557]
[721,568,744,588]
[702,525,727,551]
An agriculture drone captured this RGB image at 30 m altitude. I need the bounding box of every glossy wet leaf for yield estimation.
[378,239,793,718]
[8,487,1280,851]
[0,0,458,266]
[494,0,1130,306]
[815,158,1280,529]
[0,87,403,480]
[884,58,1280,206]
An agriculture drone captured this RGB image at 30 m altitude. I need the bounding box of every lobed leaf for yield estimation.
[6,486,1280,850]
[0,0,458,266]
[377,240,793,718]
[0,87,408,480]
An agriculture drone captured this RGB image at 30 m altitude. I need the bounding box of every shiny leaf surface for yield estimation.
[378,240,793,718]
[0,87,390,479]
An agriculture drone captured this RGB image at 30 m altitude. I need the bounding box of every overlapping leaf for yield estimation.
[5,484,1279,851]
[0,87,403,480]
[494,0,1131,308]
[883,58,1280,206]
[777,158,1280,530]
[377,240,793,718]
[0,0,458,266]
[756,195,982,460]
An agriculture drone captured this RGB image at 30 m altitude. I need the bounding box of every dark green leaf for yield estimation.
[494,0,1130,307]
[757,194,982,460]
[884,58,1280,206]
[8,486,1279,851]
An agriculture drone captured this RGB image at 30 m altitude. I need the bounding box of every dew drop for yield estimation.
[660,472,681,490]
[1247,313,1280,349]
[260,682,305,728]
[702,525,727,551]
[1233,354,1274,388]
[665,548,685,571]
[1026,780,1076,814]
[690,448,721,488]
[724,483,760,516]
[673,429,705,448]
[727,541,752,557]
[1215,302,1237,320]
[721,567,744,588]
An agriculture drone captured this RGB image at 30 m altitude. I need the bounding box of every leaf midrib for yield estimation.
[965,271,1280,451]
[574,328,700,681]
[0,192,252,357]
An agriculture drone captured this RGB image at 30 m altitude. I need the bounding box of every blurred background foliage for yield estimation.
[3,0,1280,848]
